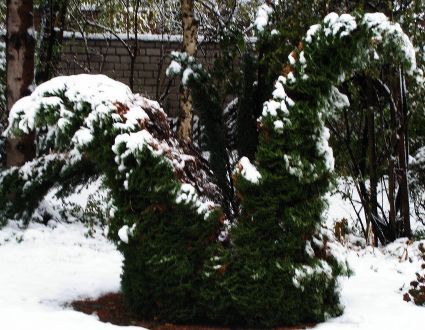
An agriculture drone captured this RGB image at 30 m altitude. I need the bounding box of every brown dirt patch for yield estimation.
[70,292,314,330]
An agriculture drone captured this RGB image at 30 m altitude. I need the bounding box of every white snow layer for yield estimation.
[0,222,145,330]
[175,183,215,217]
[166,51,201,86]
[236,156,262,184]
[7,74,133,135]
[323,12,357,38]
[316,126,335,171]
[118,224,136,244]
[317,241,425,330]
[362,12,417,74]
[254,3,273,32]
[320,188,425,329]
[306,12,417,74]
[182,68,194,85]
[165,60,182,76]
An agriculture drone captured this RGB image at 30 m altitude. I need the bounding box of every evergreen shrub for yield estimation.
[2,11,422,327]
[169,12,420,326]
[1,74,222,322]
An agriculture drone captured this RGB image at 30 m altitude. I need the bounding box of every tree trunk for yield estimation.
[359,112,375,244]
[6,0,35,167]
[178,0,197,141]
[388,157,397,237]
[397,68,411,237]
[388,78,398,240]
[128,0,141,91]
[367,106,379,246]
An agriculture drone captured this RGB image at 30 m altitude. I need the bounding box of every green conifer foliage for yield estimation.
[225,12,419,326]
[173,12,420,326]
[107,145,220,322]
[1,74,222,322]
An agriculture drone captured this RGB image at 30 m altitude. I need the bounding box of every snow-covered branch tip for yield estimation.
[254,2,273,33]
[166,51,203,86]
[235,156,262,184]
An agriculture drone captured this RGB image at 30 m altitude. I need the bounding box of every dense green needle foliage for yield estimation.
[108,146,221,322]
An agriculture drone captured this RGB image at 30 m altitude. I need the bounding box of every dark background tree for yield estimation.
[35,0,68,84]
[6,0,35,167]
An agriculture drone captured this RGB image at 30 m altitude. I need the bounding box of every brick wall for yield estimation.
[58,34,220,117]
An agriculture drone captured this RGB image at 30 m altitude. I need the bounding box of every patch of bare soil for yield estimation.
[70,292,314,330]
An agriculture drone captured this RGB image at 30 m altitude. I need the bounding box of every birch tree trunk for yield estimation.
[6,0,35,167]
[178,0,197,141]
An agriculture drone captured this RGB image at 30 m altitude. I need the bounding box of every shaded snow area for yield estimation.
[317,242,425,330]
[0,188,424,329]
[321,192,425,330]
[0,222,144,330]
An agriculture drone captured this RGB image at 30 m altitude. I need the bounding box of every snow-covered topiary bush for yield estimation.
[169,12,421,327]
[1,74,223,322]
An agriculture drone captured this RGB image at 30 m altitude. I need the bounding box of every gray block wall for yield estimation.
[58,34,220,117]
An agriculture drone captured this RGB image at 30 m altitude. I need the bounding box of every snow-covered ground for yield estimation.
[0,222,144,330]
[0,190,424,329]
[318,242,424,330]
[320,192,425,330]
